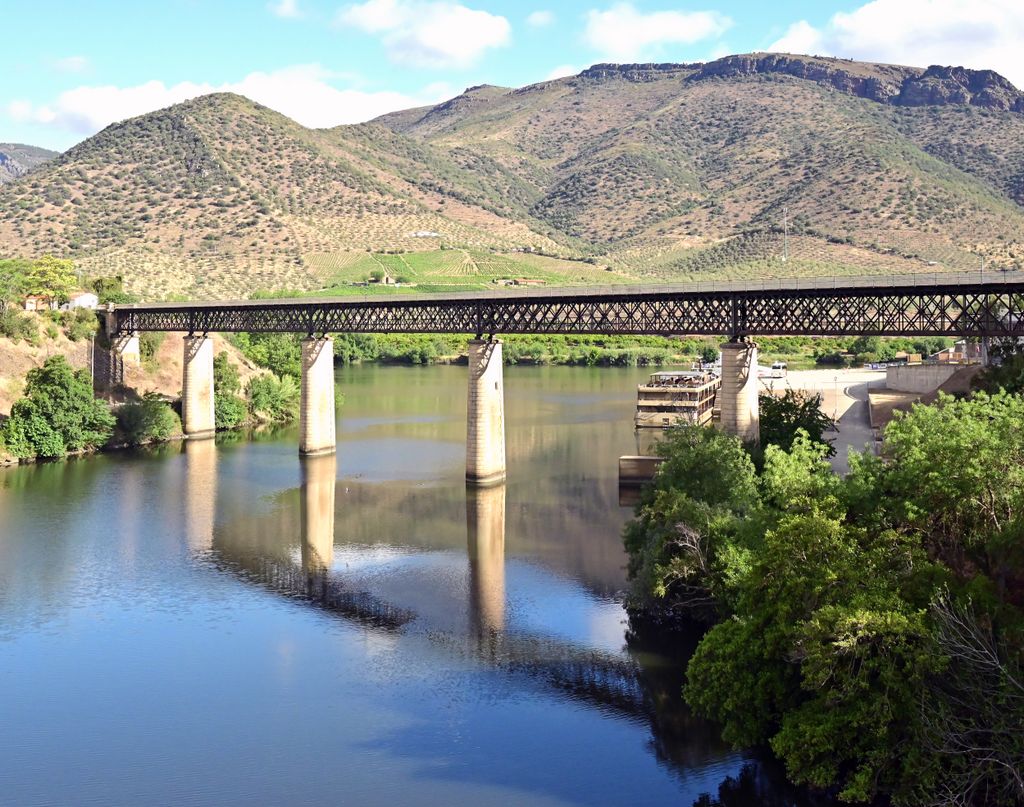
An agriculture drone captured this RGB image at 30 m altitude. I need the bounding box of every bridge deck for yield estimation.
[108,271,1024,339]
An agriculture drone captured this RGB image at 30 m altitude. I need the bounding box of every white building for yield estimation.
[64,291,99,310]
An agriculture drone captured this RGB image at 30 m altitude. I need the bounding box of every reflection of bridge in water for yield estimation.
[208,454,652,720]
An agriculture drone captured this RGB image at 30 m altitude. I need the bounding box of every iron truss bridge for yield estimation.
[108,271,1024,339]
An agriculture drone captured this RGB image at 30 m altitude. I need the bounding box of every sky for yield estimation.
[4,0,1024,151]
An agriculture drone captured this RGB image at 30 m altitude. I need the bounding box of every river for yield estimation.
[0,364,823,806]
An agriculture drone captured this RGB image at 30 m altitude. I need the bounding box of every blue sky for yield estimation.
[4,0,1022,151]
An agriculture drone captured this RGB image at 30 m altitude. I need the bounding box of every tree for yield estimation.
[246,374,299,422]
[759,388,835,455]
[91,275,135,304]
[213,351,247,430]
[624,392,1024,805]
[699,345,719,365]
[231,332,302,378]
[0,258,31,313]
[879,391,1024,580]
[973,351,1024,396]
[23,255,76,302]
[623,425,761,617]
[1,356,115,458]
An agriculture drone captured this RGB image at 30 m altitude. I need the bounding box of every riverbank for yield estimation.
[0,331,276,463]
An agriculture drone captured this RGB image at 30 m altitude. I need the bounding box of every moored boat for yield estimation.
[634,369,721,429]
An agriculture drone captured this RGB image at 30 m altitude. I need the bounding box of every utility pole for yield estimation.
[782,206,789,263]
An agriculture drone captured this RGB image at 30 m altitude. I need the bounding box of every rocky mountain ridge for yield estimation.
[689,53,1024,112]
[0,143,58,184]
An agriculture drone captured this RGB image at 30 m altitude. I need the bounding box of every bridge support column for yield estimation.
[182,334,216,439]
[300,336,336,456]
[466,339,505,486]
[718,340,760,445]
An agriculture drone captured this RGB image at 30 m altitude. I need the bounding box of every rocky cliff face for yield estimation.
[898,65,1024,112]
[0,144,58,184]
[689,54,1024,113]
[577,63,699,83]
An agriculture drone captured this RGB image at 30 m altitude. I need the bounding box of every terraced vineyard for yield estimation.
[307,248,628,294]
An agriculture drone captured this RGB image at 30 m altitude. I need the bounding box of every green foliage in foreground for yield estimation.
[624,393,1024,805]
[116,392,180,446]
[1,356,115,458]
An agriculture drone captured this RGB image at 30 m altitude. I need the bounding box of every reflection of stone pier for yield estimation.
[467,484,506,635]
[300,453,336,572]
[184,437,217,552]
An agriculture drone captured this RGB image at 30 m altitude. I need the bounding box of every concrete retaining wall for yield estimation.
[885,364,960,394]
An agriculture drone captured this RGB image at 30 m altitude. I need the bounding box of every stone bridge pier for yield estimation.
[300,336,336,456]
[718,340,760,445]
[182,334,216,439]
[466,339,506,486]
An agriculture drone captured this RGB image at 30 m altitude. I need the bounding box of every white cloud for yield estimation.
[527,10,554,27]
[584,2,732,62]
[268,0,302,18]
[769,0,1024,88]
[545,64,577,80]
[53,55,90,74]
[6,64,449,136]
[336,0,511,68]
[708,43,733,60]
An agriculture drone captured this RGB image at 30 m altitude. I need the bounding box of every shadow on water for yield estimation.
[205,444,831,807]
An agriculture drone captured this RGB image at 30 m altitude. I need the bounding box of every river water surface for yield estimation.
[0,365,817,806]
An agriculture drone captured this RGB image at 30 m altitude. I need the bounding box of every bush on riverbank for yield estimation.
[213,351,247,430]
[1,356,116,459]
[624,393,1024,805]
[246,374,299,423]
[231,330,962,377]
[116,392,180,446]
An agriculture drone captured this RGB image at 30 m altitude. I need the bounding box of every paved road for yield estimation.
[761,368,885,474]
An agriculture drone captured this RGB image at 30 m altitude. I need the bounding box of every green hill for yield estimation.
[1,54,1023,299]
